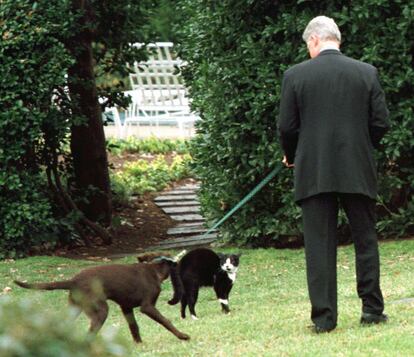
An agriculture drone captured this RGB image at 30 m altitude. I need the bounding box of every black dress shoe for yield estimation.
[311,325,335,334]
[360,313,388,324]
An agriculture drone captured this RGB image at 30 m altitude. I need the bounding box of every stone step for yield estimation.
[159,189,195,195]
[149,181,212,251]
[167,224,214,236]
[154,194,197,202]
[170,214,204,222]
[170,185,199,191]
[157,233,217,246]
[173,222,208,228]
[162,206,200,214]
[147,235,217,250]
[155,200,199,207]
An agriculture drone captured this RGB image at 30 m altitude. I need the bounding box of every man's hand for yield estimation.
[282,155,295,168]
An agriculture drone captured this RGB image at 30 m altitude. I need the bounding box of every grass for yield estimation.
[1,240,414,356]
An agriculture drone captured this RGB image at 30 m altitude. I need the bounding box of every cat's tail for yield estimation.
[168,266,184,305]
[14,279,73,291]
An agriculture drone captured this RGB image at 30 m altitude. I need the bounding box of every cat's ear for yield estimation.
[217,253,226,260]
[234,253,242,259]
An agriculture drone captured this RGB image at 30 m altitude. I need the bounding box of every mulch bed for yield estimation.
[54,152,194,261]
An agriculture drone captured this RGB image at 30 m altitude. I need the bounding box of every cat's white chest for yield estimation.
[226,271,237,282]
[222,258,238,282]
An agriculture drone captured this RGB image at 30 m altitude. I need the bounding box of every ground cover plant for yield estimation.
[2,240,414,356]
[108,137,193,206]
[107,137,190,156]
[111,155,192,205]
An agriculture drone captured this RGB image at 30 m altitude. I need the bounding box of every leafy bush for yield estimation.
[0,0,75,257]
[0,297,127,357]
[177,0,414,245]
[111,154,193,205]
[0,0,156,257]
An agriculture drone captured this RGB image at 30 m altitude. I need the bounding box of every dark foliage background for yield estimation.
[175,0,414,245]
[0,0,153,257]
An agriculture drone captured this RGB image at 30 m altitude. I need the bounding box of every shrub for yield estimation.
[0,0,76,257]
[0,297,127,357]
[177,0,414,245]
[0,0,156,256]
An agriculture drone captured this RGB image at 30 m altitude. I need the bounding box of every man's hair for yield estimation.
[302,16,341,43]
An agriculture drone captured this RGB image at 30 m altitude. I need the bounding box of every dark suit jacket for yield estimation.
[278,50,390,202]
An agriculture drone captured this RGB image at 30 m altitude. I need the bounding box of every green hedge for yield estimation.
[177,0,414,245]
[0,1,154,257]
[0,1,75,257]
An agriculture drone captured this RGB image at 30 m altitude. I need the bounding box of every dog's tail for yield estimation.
[14,279,73,291]
[173,249,187,262]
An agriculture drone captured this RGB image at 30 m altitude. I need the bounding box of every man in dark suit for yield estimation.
[278,16,390,333]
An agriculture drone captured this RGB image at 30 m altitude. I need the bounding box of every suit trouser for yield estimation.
[300,193,384,329]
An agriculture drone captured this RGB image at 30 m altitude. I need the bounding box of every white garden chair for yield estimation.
[105,42,199,138]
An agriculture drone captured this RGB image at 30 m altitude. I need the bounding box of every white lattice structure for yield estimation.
[105,42,199,138]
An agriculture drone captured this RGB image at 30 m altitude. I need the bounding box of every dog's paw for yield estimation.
[178,333,190,340]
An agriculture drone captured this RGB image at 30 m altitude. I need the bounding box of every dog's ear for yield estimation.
[137,254,152,263]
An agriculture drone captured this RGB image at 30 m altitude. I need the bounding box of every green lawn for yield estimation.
[1,240,414,356]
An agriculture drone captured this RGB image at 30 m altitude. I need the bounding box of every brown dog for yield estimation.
[14,255,189,343]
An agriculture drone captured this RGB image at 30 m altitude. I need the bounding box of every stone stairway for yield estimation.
[148,183,217,250]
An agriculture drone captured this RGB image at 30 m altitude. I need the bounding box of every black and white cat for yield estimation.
[168,248,240,320]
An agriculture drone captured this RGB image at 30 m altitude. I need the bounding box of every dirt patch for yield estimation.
[55,152,196,261]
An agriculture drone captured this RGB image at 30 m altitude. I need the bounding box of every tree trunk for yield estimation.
[67,0,112,226]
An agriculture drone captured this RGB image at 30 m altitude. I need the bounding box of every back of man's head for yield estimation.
[302,16,341,43]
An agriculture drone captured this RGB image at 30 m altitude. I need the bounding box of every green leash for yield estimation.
[202,163,284,237]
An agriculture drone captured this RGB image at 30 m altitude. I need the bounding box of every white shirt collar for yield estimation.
[320,45,340,53]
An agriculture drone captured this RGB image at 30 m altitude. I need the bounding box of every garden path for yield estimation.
[147,182,217,250]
